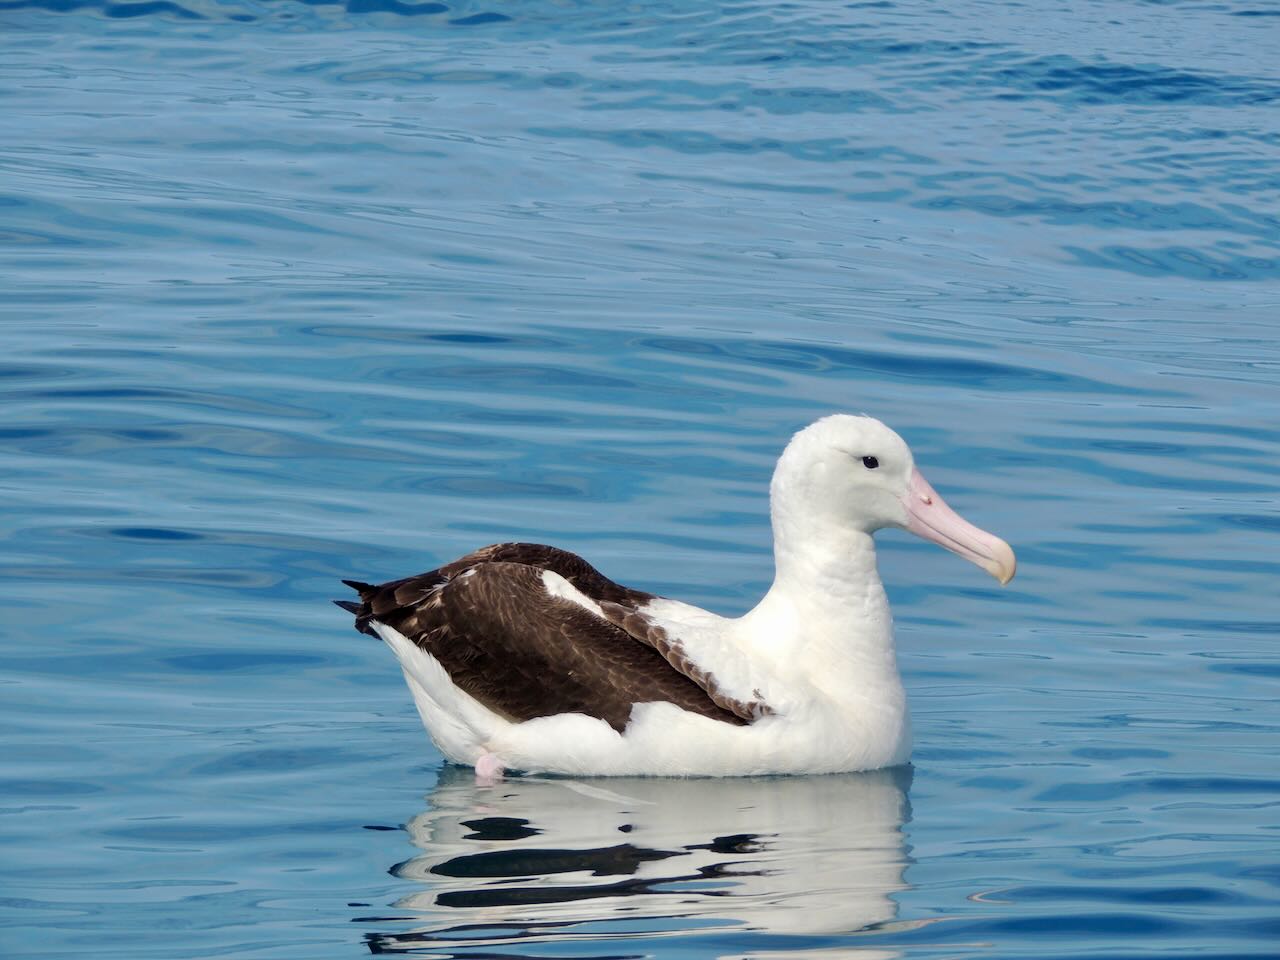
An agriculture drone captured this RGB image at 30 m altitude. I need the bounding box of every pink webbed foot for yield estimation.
[474,753,505,784]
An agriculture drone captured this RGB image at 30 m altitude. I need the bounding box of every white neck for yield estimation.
[740,495,898,678]
[736,497,910,768]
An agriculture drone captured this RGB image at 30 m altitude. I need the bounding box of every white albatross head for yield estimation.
[771,414,1016,585]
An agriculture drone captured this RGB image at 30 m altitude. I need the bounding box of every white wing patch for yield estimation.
[637,598,774,715]
[542,575,776,720]
[540,569,607,620]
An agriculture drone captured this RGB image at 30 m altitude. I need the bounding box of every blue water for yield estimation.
[2,0,1278,957]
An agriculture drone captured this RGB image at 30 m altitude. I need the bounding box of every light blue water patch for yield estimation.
[1,1,1278,958]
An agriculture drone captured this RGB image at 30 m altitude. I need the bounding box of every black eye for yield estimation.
[861,455,879,469]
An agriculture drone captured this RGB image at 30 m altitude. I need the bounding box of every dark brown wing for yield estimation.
[339,550,745,732]
[438,542,660,607]
[339,542,656,636]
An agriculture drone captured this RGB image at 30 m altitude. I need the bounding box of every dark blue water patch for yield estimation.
[1071,747,1171,760]
[163,651,328,672]
[1061,417,1280,447]
[384,362,638,392]
[115,427,183,442]
[1037,776,1280,802]
[302,323,568,353]
[345,0,446,14]
[24,386,327,420]
[449,10,507,25]
[1078,519,1203,537]
[1143,618,1280,635]
[0,895,92,916]
[527,126,933,166]
[642,169,845,197]
[960,775,1027,791]
[456,407,580,428]
[142,203,343,236]
[5,743,101,764]
[1005,883,1254,906]
[0,226,97,248]
[666,34,1006,71]
[109,526,203,541]
[107,0,202,17]
[0,0,458,16]
[911,746,1009,761]
[635,334,1141,395]
[0,0,203,16]
[1207,661,1280,678]
[580,448,665,471]
[427,332,511,345]
[0,778,104,797]
[0,363,79,382]
[358,426,508,456]
[186,747,357,777]
[974,912,1189,936]
[3,420,427,467]
[825,911,1279,953]
[101,815,361,843]
[1243,917,1280,939]
[1210,513,1280,533]
[580,79,897,116]
[984,54,1280,107]
[1064,243,1279,281]
[117,565,285,589]
[1024,431,1269,466]
[396,472,612,501]
[1051,712,1276,734]
[918,195,1280,242]
[0,194,169,245]
[321,65,517,86]
[1011,447,1273,496]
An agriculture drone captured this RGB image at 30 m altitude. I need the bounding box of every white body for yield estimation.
[367,415,1012,777]
[376,547,911,776]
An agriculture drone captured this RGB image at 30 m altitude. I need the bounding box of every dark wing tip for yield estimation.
[333,596,378,637]
[342,579,375,594]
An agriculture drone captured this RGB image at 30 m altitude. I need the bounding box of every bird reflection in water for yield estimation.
[365,766,913,955]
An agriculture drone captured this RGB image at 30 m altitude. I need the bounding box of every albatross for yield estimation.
[336,414,1015,778]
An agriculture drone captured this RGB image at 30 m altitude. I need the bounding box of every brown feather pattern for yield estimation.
[596,601,773,722]
[339,542,755,732]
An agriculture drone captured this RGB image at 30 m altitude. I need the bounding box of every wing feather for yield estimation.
[342,553,746,732]
[596,600,773,722]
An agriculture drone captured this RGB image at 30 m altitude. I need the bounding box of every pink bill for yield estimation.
[901,467,1016,585]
